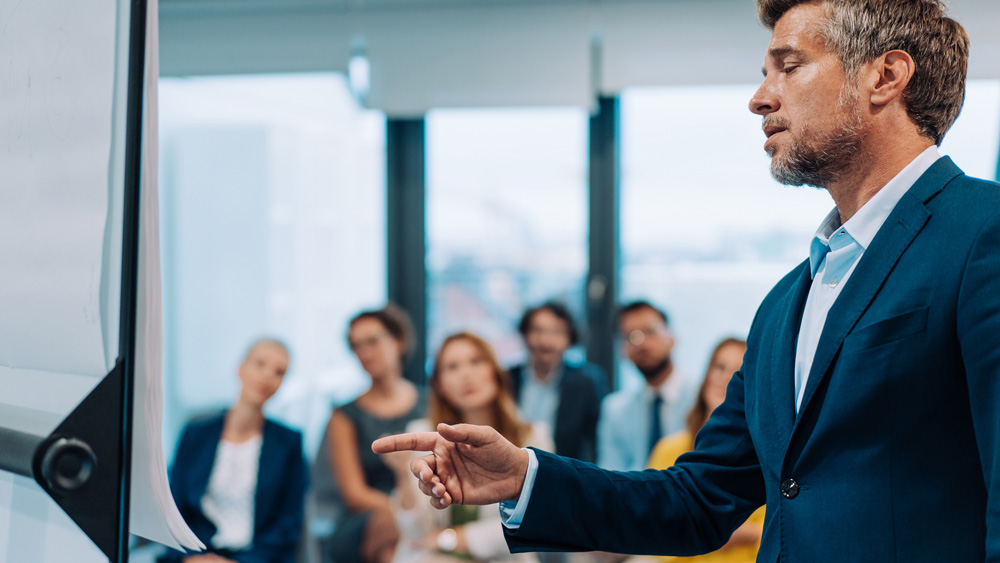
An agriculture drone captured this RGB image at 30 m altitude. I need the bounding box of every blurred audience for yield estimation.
[390,332,552,562]
[599,302,695,471]
[648,337,763,563]
[508,301,604,463]
[315,305,426,563]
[160,338,307,563]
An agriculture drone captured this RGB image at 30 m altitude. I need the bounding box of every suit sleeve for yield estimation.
[239,432,308,563]
[957,208,1000,560]
[505,367,765,556]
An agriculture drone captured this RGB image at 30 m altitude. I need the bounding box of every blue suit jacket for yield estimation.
[160,413,308,563]
[509,362,604,462]
[505,158,1000,561]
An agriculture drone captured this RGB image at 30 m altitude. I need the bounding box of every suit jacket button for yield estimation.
[780,478,799,499]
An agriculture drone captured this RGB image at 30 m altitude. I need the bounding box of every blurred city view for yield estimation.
[158,74,999,455]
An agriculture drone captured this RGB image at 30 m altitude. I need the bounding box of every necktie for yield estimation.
[809,227,863,289]
[797,228,864,405]
[649,394,664,456]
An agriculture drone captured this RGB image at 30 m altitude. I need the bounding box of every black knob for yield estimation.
[40,438,97,493]
[780,478,800,499]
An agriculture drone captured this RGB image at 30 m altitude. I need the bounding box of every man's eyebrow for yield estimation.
[762,46,806,76]
[768,45,804,60]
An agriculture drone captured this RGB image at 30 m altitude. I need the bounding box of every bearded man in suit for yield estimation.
[375,1,1000,560]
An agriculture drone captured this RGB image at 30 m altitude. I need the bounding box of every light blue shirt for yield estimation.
[793,146,940,410]
[597,371,693,471]
[501,146,943,528]
[519,362,563,435]
[498,448,539,527]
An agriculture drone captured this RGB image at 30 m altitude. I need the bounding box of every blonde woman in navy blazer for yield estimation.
[160,339,307,563]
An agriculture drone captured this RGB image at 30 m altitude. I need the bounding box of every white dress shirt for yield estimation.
[201,436,263,549]
[502,145,943,528]
[794,145,940,410]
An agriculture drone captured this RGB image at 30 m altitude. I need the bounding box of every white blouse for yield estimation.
[201,436,263,549]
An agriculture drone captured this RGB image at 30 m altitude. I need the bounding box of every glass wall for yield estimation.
[940,80,1000,181]
[619,80,1000,392]
[154,76,999,449]
[158,73,386,455]
[425,108,589,368]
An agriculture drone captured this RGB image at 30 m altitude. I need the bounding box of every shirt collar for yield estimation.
[645,370,683,403]
[808,145,940,278]
[525,361,563,388]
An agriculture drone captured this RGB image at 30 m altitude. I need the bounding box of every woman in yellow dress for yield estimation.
[647,337,763,563]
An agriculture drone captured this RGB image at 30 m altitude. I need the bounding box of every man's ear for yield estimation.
[870,50,916,107]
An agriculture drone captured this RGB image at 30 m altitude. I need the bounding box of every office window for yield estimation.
[158,73,385,454]
[620,85,833,391]
[426,108,589,367]
[619,80,1000,391]
[940,80,1000,181]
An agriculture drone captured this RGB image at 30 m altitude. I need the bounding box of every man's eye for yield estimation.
[783,65,799,74]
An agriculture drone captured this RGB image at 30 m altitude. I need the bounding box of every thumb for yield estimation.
[437,422,496,447]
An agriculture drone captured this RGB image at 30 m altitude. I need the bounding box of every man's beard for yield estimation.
[637,357,671,382]
[766,86,865,188]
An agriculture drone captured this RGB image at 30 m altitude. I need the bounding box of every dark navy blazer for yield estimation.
[506,158,1000,561]
[160,413,307,563]
[509,362,603,463]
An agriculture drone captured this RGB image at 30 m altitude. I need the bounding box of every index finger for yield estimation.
[372,432,439,454]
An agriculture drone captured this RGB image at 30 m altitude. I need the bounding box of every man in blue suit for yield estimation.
[375,0,1000,560]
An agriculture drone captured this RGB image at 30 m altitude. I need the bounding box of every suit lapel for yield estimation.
[768,262,811,445]
[791,158,961,425]
[510,366,524,402]
[191,417,225,504]
[254,420,279,533]
[555,365,573,440]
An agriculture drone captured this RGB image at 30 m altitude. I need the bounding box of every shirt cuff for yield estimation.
[498,448,538,530]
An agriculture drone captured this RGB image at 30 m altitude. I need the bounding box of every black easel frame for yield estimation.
[0,0,147,561]
[114,0,149,560]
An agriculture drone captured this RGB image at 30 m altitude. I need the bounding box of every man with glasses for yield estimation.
[598,301,694,471]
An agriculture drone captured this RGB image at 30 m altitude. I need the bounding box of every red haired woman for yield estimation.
[387,332,552,562]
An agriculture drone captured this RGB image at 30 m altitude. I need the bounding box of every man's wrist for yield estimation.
[499,448,538,529]
[510,448,530,501]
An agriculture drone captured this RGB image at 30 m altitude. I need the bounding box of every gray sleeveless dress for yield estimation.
[313,388,426,562]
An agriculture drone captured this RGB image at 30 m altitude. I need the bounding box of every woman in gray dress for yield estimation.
[320,304,425,563]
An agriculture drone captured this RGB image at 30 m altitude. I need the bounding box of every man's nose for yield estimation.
[749,81,779,116]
